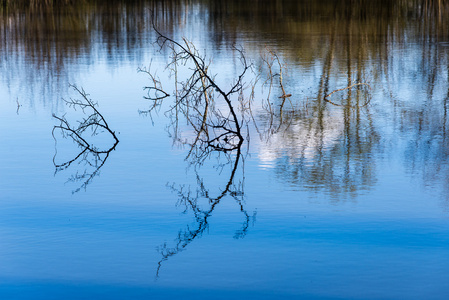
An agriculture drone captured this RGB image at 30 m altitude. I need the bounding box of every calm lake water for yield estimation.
[1,1,449,299]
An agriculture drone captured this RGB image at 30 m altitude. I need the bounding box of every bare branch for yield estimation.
[324,83,371,107]
[52,85,119,193]
[141,21,250,163]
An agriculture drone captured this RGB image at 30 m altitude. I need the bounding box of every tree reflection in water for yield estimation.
[259,104,379,199]
[257,26,379,199]
[27,0,449,277]
[140,24,257,278]
[52,85,119,193]
[400,50,449,202]
[156,145,255,278]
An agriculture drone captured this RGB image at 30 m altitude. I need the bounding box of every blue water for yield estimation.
[1,1,449,299]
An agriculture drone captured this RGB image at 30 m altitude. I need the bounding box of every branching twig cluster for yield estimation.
[52,84,119,193]
[140,25,261,276]
[140,63,170,103]
[155,148,256,278]
[255,47,295,136]
[141,24,251,162]
[142,23,373,278]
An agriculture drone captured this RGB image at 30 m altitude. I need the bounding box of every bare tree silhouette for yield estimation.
[140,21,254,163]
[52,85,119,193]
[156,146,256,278]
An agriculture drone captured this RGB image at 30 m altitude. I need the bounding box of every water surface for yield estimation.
[1,1,449,299]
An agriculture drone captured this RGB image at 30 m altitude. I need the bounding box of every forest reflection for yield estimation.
[259,93,379,199]
[2,0,449,198]
[0,1,154,106]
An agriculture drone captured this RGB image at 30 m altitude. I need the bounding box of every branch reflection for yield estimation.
[142,27,257,278]
[52,85,119,193]
[156,145,255,278]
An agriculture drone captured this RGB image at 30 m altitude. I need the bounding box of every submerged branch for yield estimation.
[324,83,371,107]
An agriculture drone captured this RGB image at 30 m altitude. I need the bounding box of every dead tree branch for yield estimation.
[141,22,252,163]
[52,84,119,193]
[324,82,371,107]
[155,146,256,278]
